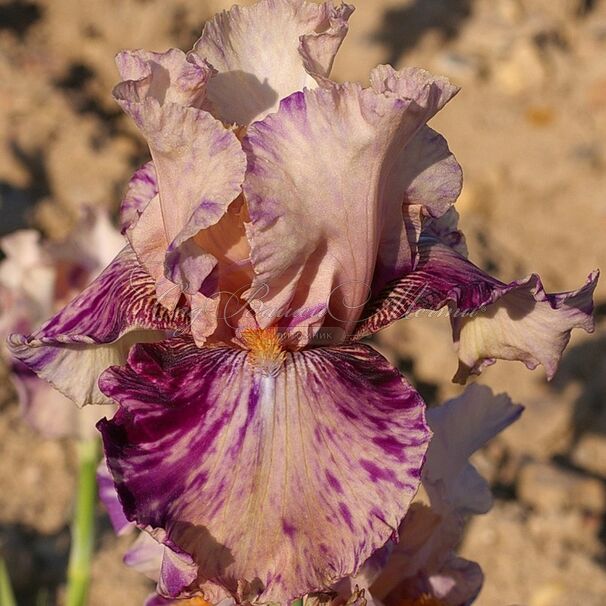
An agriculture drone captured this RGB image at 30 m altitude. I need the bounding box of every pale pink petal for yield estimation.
[120,161,158,233]
[453,271,598,383]
[193,0,353,125]
[355,235,597,382]
[12,363,111,440]
[0,230,55,332]
[424,384,524,515]
[114,48,247,342]
[243,69,458,344]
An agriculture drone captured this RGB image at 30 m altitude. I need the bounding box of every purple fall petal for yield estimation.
[97,459,132,536]
[355,235,597,382]
[98,338,430,604]
[8,247,189,406]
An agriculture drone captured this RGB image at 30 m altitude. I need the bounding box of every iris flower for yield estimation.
[8,0,596,603]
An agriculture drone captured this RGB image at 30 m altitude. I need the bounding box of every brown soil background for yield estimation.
[1,1,606,604]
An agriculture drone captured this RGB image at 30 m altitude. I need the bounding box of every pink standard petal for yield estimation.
[243,68,459,343]
[114,48,247,342]
[193,0,354,125]
[120,161,158,233]
[98,338,430,604]
[7,247,189,406]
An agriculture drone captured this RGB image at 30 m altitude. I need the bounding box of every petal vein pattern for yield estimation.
[243,70,459,343]
[8,247,189,406]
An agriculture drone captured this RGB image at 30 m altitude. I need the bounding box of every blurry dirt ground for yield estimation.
[1,0,606,604]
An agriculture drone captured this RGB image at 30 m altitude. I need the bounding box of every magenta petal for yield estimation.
[8,247,189,406]
[123,531,199,600]
[97,459,132,536]
[98,338,430,603]
[356,235,598,382]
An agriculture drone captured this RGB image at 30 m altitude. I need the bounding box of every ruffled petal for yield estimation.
[424,384,523,515]
[114,49,247,341]
[453,271,598,383]
[97,464,200,601]
[8,247,189,406]
[98,338,430,604]
[243,69,459,344]
[355,235,598,382]
[192,0,354,125]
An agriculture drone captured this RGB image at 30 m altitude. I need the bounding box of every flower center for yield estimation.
[177,599,211,606]
[241,327,286,376]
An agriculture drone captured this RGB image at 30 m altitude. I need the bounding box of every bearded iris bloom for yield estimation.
[7,0,597,604]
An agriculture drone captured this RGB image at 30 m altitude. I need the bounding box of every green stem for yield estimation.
[65,437,99,606]
[0,557,17,606]
[292,599,304,606]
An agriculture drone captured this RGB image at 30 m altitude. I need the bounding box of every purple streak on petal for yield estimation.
[8,247,190,406]
[98,337,430,603]
[121,162,158,233]
[355,234,598,382]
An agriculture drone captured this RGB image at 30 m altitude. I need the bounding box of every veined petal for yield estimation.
[192,0,354,125]
[355,235,597,381]
[121,161,158,233]
[98,339,430,604]
[243,70,459,343]
[8,247,189,406]
[114,48,247,341]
